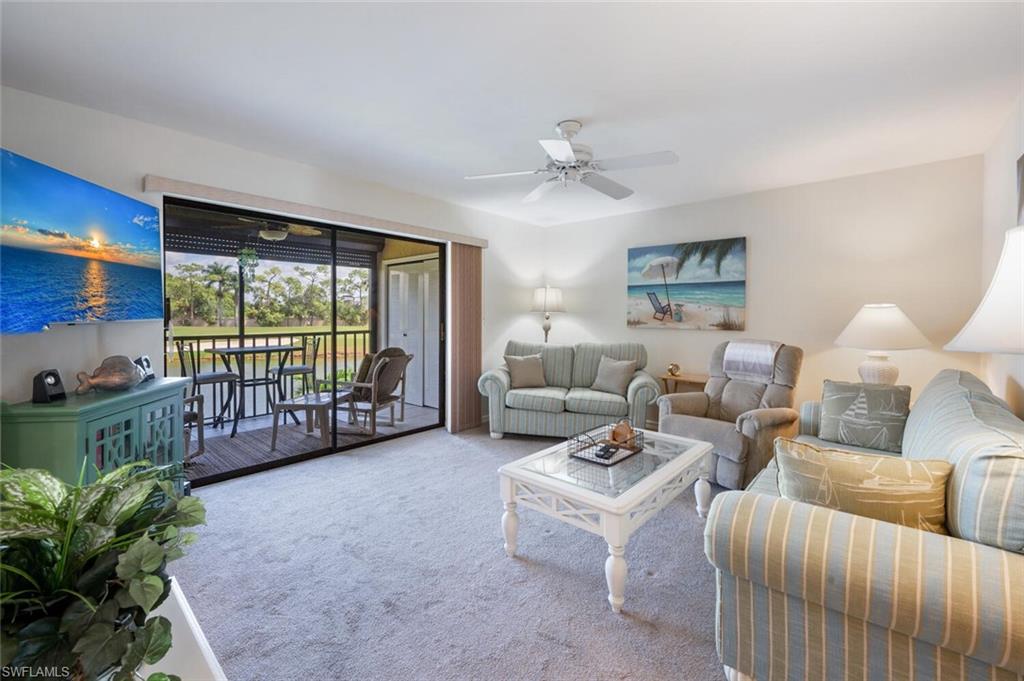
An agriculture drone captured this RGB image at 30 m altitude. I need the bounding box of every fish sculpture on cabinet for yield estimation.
[75,355,145,394]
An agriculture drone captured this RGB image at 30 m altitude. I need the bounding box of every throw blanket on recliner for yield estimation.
[722,340,781,383]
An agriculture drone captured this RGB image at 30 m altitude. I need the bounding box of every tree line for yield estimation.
[166,261,369,328]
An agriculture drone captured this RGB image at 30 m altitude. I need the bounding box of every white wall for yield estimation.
[0,87,542,403]
[533,157,984,409]
[981,96,1024,415]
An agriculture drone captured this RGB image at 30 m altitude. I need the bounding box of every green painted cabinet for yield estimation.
[1,377,190,486]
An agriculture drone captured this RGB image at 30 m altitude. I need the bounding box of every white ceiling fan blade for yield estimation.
[522,177,560,203]
[538,139,576,165]
[580,173,634,200]
[594,150,679,172]
[464,169,547,180]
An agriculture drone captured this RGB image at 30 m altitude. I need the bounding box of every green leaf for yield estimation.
[73,622,131,678]
[69,522,116,567]
[59,598,96,640]
[174,496,206,527]
[0,468,68,513]
[128,574,165,613]
[161,525,179,542]
[116,537,165,580]
[127,616,172,666]
[98,478,159,526]
[14,617,61,662]
[146,674,181,681]
[75,549,120,596]
[0,506,63,541]
[180,532,199,546]
[0,562,43,591]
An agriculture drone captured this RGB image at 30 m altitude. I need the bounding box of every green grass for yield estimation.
[173,325,369,338]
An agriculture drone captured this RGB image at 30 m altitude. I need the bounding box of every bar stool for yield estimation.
[274,335,321,400]
[176,340,240,429]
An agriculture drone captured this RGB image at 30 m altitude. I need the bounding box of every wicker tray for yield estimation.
[566,423,644,468]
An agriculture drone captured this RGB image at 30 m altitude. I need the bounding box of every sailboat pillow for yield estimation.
[819,380,911,454]
[775,438,952,534]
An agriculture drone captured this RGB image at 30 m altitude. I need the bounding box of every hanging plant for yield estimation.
[237,247,259,282]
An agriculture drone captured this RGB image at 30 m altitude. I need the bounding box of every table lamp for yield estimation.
[531,286,565,343]
[835,303,929,384]
[945,226,1023,354]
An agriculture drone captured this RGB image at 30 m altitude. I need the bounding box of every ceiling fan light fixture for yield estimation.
[259,228,288,241]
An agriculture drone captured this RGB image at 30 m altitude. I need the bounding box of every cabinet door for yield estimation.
[85,411,140,482]
[139,394,183,468]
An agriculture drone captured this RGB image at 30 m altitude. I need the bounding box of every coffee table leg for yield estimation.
[605,544,627,613]
[502,501,518,557]
[695,477,712,518]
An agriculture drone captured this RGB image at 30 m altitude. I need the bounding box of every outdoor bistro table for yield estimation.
[204,344,301,437]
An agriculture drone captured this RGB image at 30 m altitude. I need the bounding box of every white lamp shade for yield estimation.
[835,303,929,351]
[945,226,1024,354]
[531,287,565,313]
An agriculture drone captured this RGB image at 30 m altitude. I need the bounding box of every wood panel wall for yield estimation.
[448,243,483,432]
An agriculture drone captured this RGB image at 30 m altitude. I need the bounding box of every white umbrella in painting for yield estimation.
[641,255,682,311]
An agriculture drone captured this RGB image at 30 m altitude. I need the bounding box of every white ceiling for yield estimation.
[2,2,1021,226]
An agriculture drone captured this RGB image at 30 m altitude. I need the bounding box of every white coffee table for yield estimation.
[498,428,713,613]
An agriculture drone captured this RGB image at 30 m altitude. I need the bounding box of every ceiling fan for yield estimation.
[212,216,323,241]
[464,120,678,203]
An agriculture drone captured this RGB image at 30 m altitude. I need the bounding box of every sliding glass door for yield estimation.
[163,199,444,485]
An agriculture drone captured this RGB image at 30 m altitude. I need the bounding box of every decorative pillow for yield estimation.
[590,355,637,396]
[775,438,952,534]
[819,380,911,453]
[505,354,546,389]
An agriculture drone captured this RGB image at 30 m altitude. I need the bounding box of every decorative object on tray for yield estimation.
[568,420,644,467]
[667,362,680,376]
[627,237,746,330]
[75,355,145,394]
[31,368,66,403]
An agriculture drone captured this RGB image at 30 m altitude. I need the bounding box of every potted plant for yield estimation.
[0,462,206,681]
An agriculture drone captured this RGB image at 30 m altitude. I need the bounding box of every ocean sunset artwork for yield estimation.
[0,149,162,334]
[627,237,746,330]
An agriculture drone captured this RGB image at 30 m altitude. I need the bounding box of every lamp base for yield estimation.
[542,313,552,343]
[858,352,898,385]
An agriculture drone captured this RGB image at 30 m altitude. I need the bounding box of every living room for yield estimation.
[0,3,1021,681]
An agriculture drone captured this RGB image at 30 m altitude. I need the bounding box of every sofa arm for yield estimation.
[705,491,1024,673]
[657,392,710,421]
[626,371,660,426]
[477,367,511,437]
[735,407,799,439]
[799,400,821,436]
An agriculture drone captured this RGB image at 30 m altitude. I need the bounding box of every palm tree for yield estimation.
[203,262,236,327]
[673,237,745,278]
[174,263,206,325]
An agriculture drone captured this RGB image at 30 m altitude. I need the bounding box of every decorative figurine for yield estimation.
[75,355,145,394]
[667,362,681,376]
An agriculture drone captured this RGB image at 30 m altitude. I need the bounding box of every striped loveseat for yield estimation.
[705,370,1024,680]
[477,340,660,439]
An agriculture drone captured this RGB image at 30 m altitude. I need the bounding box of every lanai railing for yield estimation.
[168,329,372,423]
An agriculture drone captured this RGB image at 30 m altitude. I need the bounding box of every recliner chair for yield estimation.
[657,340,803,489]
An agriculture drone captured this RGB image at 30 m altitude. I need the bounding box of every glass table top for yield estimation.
[520,432,699,498]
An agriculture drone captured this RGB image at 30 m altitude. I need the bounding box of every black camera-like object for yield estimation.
[32,369,66,403]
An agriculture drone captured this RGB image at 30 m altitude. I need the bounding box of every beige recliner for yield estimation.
[657,341,803,489]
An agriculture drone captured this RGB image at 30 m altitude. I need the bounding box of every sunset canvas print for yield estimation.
[0,149,162,333]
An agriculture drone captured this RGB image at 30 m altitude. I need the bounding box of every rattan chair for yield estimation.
[274,334,321,399]
[336,347,414,436]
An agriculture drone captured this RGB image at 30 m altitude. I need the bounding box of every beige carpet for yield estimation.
[171,427,723,681]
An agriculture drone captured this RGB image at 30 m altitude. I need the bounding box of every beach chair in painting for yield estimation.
[646,291,672,321]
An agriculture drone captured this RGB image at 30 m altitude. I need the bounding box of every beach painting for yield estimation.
[1,149,162,334]
[627,237,746,330]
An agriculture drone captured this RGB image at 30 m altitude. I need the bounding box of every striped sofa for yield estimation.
[477,340,660,438]
[705,369,1024,680]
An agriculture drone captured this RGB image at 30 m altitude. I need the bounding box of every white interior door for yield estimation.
[386,261,427,406]
[423,260,440,408]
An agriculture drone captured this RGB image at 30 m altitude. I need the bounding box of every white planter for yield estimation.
[140,577,228,681]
